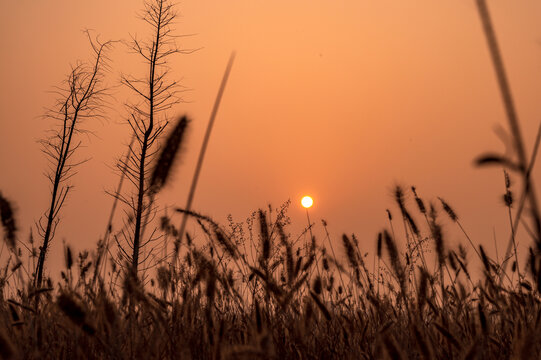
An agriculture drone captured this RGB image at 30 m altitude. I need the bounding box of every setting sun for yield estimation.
[301,196,313,209]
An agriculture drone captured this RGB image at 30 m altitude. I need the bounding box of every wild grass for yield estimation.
[1,181,541,359]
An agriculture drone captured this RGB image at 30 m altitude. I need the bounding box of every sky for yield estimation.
[1,0,540,277]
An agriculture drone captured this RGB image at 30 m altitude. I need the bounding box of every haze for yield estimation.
[1,1,540,276]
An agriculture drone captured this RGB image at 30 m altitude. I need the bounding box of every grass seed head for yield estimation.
[149,116,189,195]
[438,197,458,222]
[0,192,17,250]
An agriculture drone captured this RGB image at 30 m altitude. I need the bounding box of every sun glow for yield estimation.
[301,196,313,209]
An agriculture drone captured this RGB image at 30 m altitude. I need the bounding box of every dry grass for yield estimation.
[0,191,541,359]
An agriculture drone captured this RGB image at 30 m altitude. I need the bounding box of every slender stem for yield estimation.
[322,222,347,296]
[476,0,541,256]
[305,208,323,282]
[93,135,135,287]
[509,208,520,275]
[306,209,313,242]
[176,53,235,263]
[500,124,541,277]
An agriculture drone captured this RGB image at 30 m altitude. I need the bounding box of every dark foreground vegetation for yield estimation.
[1,188,541,359]
[1,0,541,359]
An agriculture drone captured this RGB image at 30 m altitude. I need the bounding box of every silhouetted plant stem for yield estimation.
[130,0,165,275]
[502,170,522,284]
[476,0,541,274]
[176,52,235,264]
[92,135,135,287]
[500,124,541,277]
[35,33,112,287]
[116,0,190,276]
[304,208,323,283]
[456,221,482,260]
[305,209,313,243]
[322,220,347,297]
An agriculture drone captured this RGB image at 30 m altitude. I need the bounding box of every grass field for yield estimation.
[1,188,541,359]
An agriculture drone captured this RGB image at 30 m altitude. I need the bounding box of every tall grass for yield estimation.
[1,190,541,359]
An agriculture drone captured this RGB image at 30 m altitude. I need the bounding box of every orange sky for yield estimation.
[1,1,540,277]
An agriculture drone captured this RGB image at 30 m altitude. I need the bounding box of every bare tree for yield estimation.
[35,32,112,287]
[113,0,192,276]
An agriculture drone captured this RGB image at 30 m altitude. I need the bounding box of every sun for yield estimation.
[301,196,313,209]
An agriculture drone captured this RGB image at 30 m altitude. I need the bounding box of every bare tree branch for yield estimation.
[35,33,113,287]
